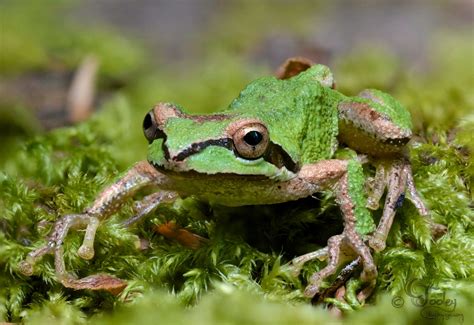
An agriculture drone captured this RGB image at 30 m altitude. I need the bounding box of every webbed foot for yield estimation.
[302,231,377,299]
[289,247,328,277]
[18,213,127,294]
[19,213,96,276]
[366,159,447,252]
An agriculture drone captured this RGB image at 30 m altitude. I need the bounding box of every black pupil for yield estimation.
[243,131,263,146]
[143,113,152,130]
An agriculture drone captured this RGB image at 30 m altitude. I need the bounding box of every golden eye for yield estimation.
[232,122,269,159]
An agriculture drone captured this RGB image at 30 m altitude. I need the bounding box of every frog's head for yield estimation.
[142,103,297,180]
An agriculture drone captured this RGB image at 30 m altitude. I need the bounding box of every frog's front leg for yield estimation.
[339,89,446,252]
[296,159,377,299]
[366,158,446,251]
[19,161,176,292]
[367,159,410,251]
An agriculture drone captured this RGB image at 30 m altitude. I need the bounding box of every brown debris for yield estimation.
[328,286,346,318]
[429,221,448,240]
[0,55,99,130]
[66,55,99,123]
[61,274,127,295]
[275,57,314,80]
[155,221,208,250]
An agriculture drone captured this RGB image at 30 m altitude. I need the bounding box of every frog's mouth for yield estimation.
[150,161,271,181]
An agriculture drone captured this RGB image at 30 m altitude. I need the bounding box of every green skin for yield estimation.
[19,62,430,303]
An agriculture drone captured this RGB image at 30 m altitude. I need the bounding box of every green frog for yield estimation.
[19,58,438,301]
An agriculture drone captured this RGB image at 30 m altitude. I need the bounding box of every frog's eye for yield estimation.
[232,123,269,159]
[143,111,165,143]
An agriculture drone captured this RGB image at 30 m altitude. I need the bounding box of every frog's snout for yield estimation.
[143,103,183,144]
[143,110,166,144]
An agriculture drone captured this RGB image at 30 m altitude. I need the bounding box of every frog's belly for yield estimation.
[163,172,318,207]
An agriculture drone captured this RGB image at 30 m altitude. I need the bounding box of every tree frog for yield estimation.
[19,57,437,300]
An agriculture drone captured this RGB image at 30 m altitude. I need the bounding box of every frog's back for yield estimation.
[227,66,342,166]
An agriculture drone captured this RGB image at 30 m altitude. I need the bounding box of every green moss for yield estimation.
[396,32,474,130]
[0,0,145,78]
[334,47,400,95]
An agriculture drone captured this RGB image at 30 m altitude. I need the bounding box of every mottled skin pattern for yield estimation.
[19,58,438,303]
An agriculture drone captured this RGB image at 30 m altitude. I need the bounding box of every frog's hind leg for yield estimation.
[296,160,377,300]
[291,247,328,276]
[304,234,345,297]
[333,169,377,298]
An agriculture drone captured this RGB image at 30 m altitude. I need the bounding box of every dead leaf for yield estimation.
[156,221,208,250]
[275,56,314,80]
[61,274,127,295]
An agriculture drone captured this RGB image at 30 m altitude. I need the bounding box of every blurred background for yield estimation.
[0,0,473,170]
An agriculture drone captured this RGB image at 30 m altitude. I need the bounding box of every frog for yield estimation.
[19,57,439,301]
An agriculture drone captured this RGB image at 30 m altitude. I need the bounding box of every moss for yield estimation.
[396,32,474,130]
[334,47,401,96]
[0,0,145,78]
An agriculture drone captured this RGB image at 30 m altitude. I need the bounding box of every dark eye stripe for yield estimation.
[173,138,233,161]
[172,138,299,173]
